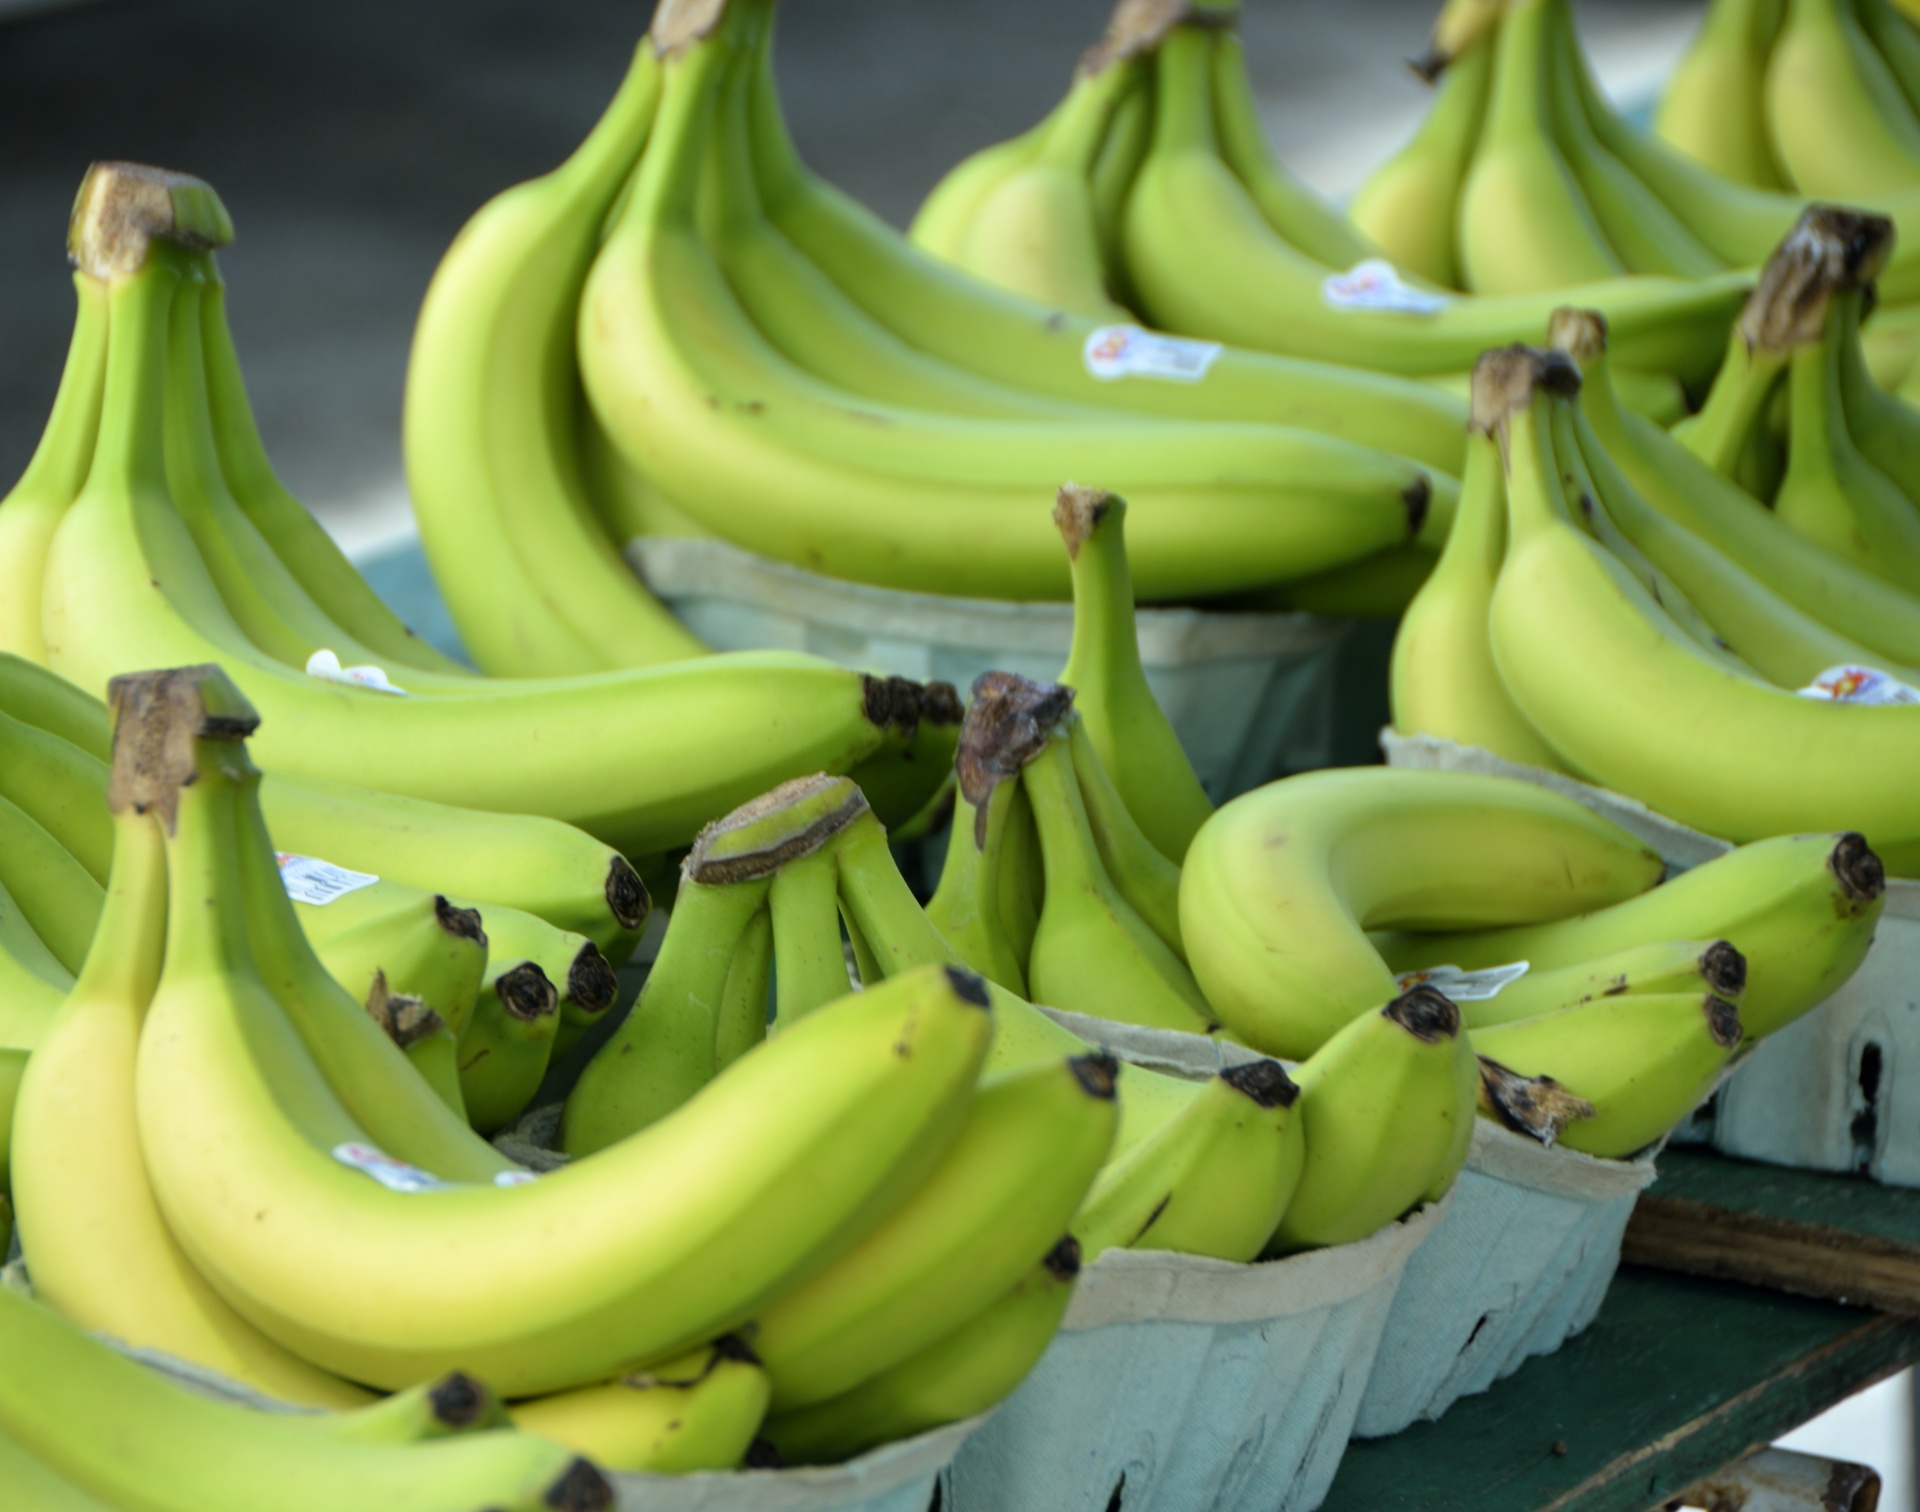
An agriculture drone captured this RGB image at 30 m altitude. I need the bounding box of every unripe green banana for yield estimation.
[715,905,774,1070]
[396,1010,470,1124]
[1767,0,1920,197]
[316,1371,513,1446]
[1457,937,1748,1029]
[0,650,110,760]
[0,1044,28,1194]
[1655,0,1789,189]
[769,846,855,1030]
[761,1238,1081,1467]
[0,875,72,1050]
[458,960,560,1137]
[1270,986,1479,1252]
[295,887,488,1038]
[509,1339,770,1474]
[753,1053,1116,1413]
[1180,766,1663,1059]
[925,776,1033,994]
[0,704,111,883]
[1067,714,1184,960]
[1055,485,1213,860]
[1474,992,1744,1158]
[0,791,101,978]
[1074,1057,1303,1263]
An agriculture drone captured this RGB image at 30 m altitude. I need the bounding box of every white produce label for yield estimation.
[1323,259,1451,316]
[1082,325,1222,383]
[333,1144,540,1191]
[306,649,409,696]
[1796,665,1920,706]
[277,853,379,906]
[1395,962,1530,1002]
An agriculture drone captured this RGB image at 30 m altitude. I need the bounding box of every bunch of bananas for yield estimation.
[406,0,1496,636]
[6,662,1125,1479]
[1660,0,1920,204]
[0,650,657,1140]
[0,158,959,861]
[1391,215,1920,864]
[916,0,1753,401]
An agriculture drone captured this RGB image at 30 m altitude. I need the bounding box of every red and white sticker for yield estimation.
[1395,962,1530,1002]
[277,853,379,907]
[306,649,409,696]
[1796,665,1920,707]
[1082,326,1222,384]
[333,1144,540,1191]
[1323,259,1450,316]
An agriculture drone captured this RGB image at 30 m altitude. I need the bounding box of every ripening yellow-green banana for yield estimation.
[294,888,488,1039]
[1767,0,1920,197]
[1656,0,1790,188]
[926,774,1034,995]
[1179,767,1663,1060]
[0,876,72,1052]
[457,958,560,1137]
[1459,937,1748,1029]
[1270,987,1479,1251]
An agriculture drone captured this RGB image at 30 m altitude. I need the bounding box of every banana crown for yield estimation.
[1416,0,1507,81]
[365,973,446,1049]
[687,774,870,884]
[1469,344,1582,440]
[1741,206,1894,352]
[104,664,256,832]
[69,161,233,279]
[1477,1056,1597,1142]
[1081,0,1235,77]
[652,0,729,57]
[956,671,1074,846]
[1547,306,1609,367]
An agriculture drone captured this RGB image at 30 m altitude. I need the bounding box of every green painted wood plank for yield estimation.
[1647,1149,1920,1247]
[1320,1269,1920,1512]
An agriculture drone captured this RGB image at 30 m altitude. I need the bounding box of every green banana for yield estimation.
[395,1008,470,1124]
[1458,937,1748,1028]
[0,1284,611,1512]
[752,1054,1116,1412]
[714,904,774,1070]
[458,960,560,1136]
[1270,986,1479,1251]
[312,1371,513,1446]
[768,846,854,1030]
[509,1339,769,1473]
[1073,1057,1303,1263]
[1066,714,1183,959]
[1178,766,1663,1060]
[0,650,110,760]
[925,776,1034,994]
[0,875,74,1049]
[1767,0,1920,196]
[295,887,488,1038]
[0,1044,27,1194]
[0,703,112,882]
[1655,0,1790,188]
[0,790,101,977]
[1473,992,1744,1157]
[762,1239,1080,1467]
[1382,832,1886,1042]
[10,701,367,1408]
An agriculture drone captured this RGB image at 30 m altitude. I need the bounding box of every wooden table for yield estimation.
[1321,1149,1920,1512]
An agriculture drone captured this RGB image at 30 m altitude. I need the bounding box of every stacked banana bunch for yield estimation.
[5,662,1122,1482]
[916,0,1753,401]
[1392,212,1920,869]
[407,0,1500,639]
[0,159,959,860]
[1660,0,1920,205]
[0,649,656,1141]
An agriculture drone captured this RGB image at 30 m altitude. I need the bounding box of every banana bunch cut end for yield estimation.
[104,664,258,830]
[1082,0,1234,76]
[68,160,233,277]
[955,672,1073,842]
[1742,208,1895,353]
[687,773,870,884]
[652,0,729,57]
[1469,346,1581,438]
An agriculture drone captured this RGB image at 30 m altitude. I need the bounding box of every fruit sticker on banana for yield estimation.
[1082,325,1222,383]
[276,852,379,906]
[1797,665,1920,706]
[304,649,411,696]
[1395,961,1530,1001]
[1322,260,1450,316]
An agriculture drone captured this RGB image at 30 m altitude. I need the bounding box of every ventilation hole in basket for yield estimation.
[926,1479,943,1512]
[1105,1472,1127,1512]
[1465,1313,1492,1349]
[1852,1041,1886,1175]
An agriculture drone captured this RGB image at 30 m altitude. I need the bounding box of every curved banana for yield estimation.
[295,888,488,1036]
[0,887,69,1050]
[1179,767,1663,1060]
[457,960,560,1135]
[1271,986,1479,1251]
[714,904,774,1071]
[0,649,110,759]
[769,848,854,1030]
[1459,937,1748,1028]
[925,776,1034,994]
[1067,714,1183,959]
[1767,0,1920,196]
[1473,992,1743,1157]
[1655,0,1790,188]
[510,1339,769,1473]
[0,791,102,977]
[0,703,112,882]
[762,1239,1080,1468]
[405,36,705,676]
[1074,1057,1303,1263]
[752,1053,1116,1413]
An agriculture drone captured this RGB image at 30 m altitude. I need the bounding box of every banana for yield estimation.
[0,1422,119,1512]
[563,774,867,1154]
[1839,283,1920,503]
[1350,18,1495,289]
[925,776,1033,994]
[295,888,488,1037]
[1656,0,1790,188]
[768,848,854,1030]
[1473,993,1744,1157]
[1674,322,1790,499]
[949,52,1139,320]
[909,121,1048,265]
[578,12,1434,603]
[752,1054,1116,1413]
[1271,986,1479,1251]
[388,999,470,1124]
[0,791,101,977]
[1768,0,1920,195]
[0,1044,27,1190]
[38,164,909,856]
[0,1284,612,1512]
[1115,15,1746,384]
[405,35,706,676]
[0,649,110,760]
[1074,1057,1303,1263]
[475,904,617,1050]
[1179,766,1663,1060]
[131,665,997,1394]
[0,891,67,1050]
[458,961,560,1136]
[1861,0,1920,117]
[1383,832,1885,1042]
[0,704,112,882]
[509,1339,769,1474]
[0,274,106,665]
[1458,937,1749,1028]
[313,1371,513,1446]
[1390,385,1567,770]
[10,713,367,1408]
[1066,714,1184,959]
[762,1239,1080,1467]
[1053,485,1213,861]
[714,904,774,1071]
[1481,343,1920,869]
[1272,544,1440,618]
[1556,308,1920,668]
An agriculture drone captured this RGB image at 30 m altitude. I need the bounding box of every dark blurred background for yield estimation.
[0,0,1689,550]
